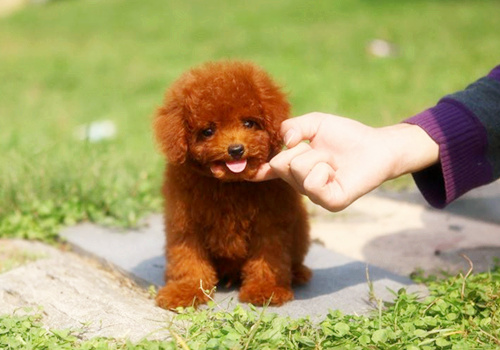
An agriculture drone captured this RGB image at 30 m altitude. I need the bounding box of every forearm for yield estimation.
[404,65,500,208]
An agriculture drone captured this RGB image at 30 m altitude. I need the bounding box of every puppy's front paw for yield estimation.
[239,284,294,306]
[293,264,312,285]
[156,281,211,310]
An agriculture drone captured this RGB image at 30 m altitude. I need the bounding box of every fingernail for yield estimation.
[284,129,295,147]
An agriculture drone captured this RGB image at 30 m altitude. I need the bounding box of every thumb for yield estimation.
[247,162,278,182]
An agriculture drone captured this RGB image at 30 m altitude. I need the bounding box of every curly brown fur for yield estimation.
[153,61,311,309]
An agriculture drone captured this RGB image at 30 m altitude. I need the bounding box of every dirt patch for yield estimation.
[0,239,171,341]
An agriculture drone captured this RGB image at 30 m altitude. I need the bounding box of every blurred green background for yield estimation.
[1,0,499,240]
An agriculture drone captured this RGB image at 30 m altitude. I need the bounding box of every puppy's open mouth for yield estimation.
[209,159,252,178]
[225,159,247,173]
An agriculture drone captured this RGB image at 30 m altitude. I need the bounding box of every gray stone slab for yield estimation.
[310,193,500,277]
[379,180,500,225]
[61,216,166,286]
[61,215,424,319]
[443,180,500,225]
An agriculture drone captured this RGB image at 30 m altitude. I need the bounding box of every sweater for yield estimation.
[404,65,500,208]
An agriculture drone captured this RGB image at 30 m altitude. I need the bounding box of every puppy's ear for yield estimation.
[153,99,188,164]
[253,69,291,155]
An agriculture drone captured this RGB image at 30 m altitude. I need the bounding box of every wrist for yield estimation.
[382,123,439,179]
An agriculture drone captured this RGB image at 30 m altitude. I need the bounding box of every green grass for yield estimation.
[2,267,500,349]
[1,0,499,241]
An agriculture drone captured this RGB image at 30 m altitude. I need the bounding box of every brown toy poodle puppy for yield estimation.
[153,61,311,309]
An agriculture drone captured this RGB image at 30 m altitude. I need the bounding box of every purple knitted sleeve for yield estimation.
[404,65,500,208]
[488,65,500,81]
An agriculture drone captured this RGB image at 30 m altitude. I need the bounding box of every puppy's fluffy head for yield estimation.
[154,61,290,181]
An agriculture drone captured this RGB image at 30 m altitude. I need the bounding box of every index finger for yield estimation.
[281,112,326,148]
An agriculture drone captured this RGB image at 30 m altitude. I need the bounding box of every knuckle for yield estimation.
[289,157,301,171]
[303,180,322,195]
[269,156,285,170]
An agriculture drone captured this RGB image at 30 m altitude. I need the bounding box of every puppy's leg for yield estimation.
[156,241,217,310]
[239,238,294,306]
[291,207,312,285]
[292,264,312,285]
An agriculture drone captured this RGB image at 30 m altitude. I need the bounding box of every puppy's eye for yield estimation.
[243,120,256,129]
[201,127,215,137]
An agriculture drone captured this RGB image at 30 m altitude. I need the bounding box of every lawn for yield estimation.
[0,1,500,347]
[1,0,499,241]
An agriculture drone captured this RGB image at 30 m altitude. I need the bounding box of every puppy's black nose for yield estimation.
[228,144,245,159]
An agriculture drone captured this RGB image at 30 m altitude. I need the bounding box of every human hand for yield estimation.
[251,112,438,211]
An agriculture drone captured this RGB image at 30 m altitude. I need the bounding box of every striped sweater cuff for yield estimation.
[488,65,500,82]
[404,100,492,208]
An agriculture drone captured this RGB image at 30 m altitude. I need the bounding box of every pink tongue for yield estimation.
[226,159,247,173]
